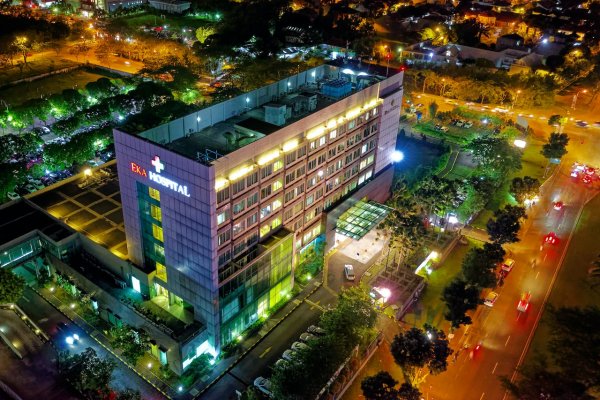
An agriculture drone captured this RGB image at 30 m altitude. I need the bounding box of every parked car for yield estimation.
[463,121,473,128]
[501,259,515,272]
[344,264,355,281]
[254,376,273,397]
[439,126,449,132]
[300,332,316,343]
[7,192,20,201]
[484,291,499,307]
[455,120,465,127]
[282,349,297,361]
[56,322,80,345]
[307,325,326,335]
[291,341,309,351]
[24,184,36,193]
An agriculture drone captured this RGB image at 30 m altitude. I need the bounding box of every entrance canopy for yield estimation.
[335,200,391,240]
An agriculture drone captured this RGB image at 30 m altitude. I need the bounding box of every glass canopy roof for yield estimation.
[335,200,391,240]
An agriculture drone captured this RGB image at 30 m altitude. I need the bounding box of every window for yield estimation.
[297,146,306,158]
[260,205,272,219]
[232,179,246,195]
[218,249,232,266]
[246,192,259,207]
[149,187,160,201]
[154,243,164,258]
[152,224,164,242]
[273,159,283,172]
[309,140,317,150]
[285,152,297,165]
[156,262,167,282]
[329,129,337,139]
[233,200,245,215]
[284,190,295,203]
[261,164,273,179]
[296,165,305,178]
[318,136,326,147]
[337,143,345,153]
[306,194,314,206]
[261,186,272,199]
[246,232,259,247]
[273,180,283,191]
[315,188,323,200]
[328,148,337,159]
[233,241,246,256]
[246,172,259,187]
[232,221,245,236]
[371,123,378,133]
[285,171,295,185]
[217,210,230,225]
[317,154,326,165]
[273,198,282,210]
[218,229,231,246]
[246,213,258,226]
[372,108,378,116]
[284,208,293,221]
[271,217,282,229]
[260,224,270,237]
[132,276,141,293]
[150,204,162,222]
[307,177,317,188]
[348,119,356,130]
[307,158,317,171]
[217,187,230,204]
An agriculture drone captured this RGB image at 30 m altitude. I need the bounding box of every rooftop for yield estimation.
[0,200,75,247]
[136,62,389,164]
[28,161,129,260]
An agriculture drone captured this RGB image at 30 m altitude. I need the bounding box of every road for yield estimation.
[199,287,337,399]
[16,287,165,400]
[424,168,597,398]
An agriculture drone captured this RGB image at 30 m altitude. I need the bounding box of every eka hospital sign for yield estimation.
[130,155,191,198]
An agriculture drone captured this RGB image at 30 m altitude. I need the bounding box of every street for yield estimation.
[424,162,597,398]
[15,287,165,400]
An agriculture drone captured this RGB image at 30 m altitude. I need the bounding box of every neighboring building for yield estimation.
[147,0,191,13]
[113,61,403,367]
[496,33,525,50]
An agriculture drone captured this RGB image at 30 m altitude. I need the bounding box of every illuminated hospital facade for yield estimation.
[113,62,404,371]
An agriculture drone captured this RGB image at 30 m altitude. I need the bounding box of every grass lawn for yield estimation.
[0,58,78,87]
[402,238,482,330]
[412,121,476,145]
[445,163,472,181]
[111,13,215,31]
[524,193,600,367]
[394,135,448,185]
[471,137,547,229]
[0,69,110,107]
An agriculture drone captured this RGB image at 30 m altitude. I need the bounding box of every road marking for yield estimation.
[543,253,548,261]
[480,392,485,400]
[535,271,540,280]
[492,362,498,374]
[504,336,511,347]
[305,299,325,311]
[259,347,272,358]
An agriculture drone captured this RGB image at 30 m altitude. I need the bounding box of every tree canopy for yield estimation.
[441,277,481,328]
[0,268,26,304]
[509,176,540,204]
[486,205,527,244]
[541,132,569,160]
[467,136,522,178]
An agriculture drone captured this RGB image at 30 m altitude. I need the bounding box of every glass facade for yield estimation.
[137,182,165,271]
[0,237,42,268]
[219,233,294,344]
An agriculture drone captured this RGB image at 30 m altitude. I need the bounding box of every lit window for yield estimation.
[329,130,337,139]
[273,160,283,172]
[273,180,282,191]
[156,262,167,282]
[152,224,164,242]
[260,224,271,237]
[149,187,160,201]
[273,199,282,210]
[217,210,229,225]
[150,204,162,221]
[132,276,141,293]
[154,243,164,258]
[271,217,281,229]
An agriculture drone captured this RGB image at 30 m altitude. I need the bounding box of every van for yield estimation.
[344,264,355,281]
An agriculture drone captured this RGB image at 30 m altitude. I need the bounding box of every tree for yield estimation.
[461,247,498,289]
[503,360,594,400]
[509,176,540,204]
[547,114,567,130]
[390,324,452,387]
[0,268,26,304]
[467,137,522,178]
[60,347,115,396]
[541,132,569,161]
[110,325,150,364]
[486,205,527,244]
[361,371,400,400]
[85,78,118,100]
[12,35,40,67]
[116,389,142,400]
[397,383,422,400]
[428,101,438,119]
[195,26,216,44]
[441,278,481,328]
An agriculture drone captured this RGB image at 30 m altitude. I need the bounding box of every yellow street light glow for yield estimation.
[214,178,228,190]
[84,168,92,176]
[514,139,527,148]
[346,107,361,120]
[337,116,345,124]
[257,149,280,166]
[306,126,325,140]
[229,165,254,181]
[282,139,299,152]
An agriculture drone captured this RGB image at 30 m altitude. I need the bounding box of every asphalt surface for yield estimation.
[15,287,165,400]
[424,167,598,398]
[200,287,337,399]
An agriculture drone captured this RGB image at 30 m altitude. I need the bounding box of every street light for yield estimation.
[392,150,404,162]
[571,89,587,110]
[512,89,521,110]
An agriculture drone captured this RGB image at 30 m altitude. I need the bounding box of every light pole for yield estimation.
[571,89,587,110]
[512,89,521,110]
[440,78,447,96]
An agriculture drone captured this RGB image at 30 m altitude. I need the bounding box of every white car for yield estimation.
[501,259,515,272]
[24,184,37,193]
[282,349,297,361]
[7,192,19,201]
[463,121,473,128]
[291,341,308,351]
[484,291,499,307]
[307,325,326,335]
[254,376,273,397]
[300,332,316,343]
[344,264,355,281]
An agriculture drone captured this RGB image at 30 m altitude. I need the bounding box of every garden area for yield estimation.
[108,12,217,32]
[0,58,79,87]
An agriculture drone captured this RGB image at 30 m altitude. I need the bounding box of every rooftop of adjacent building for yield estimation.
[27,161,130,260]
[129,60,398,165]
[0,200,75,247]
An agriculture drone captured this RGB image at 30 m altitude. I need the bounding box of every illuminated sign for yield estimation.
[130,156,191,198]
